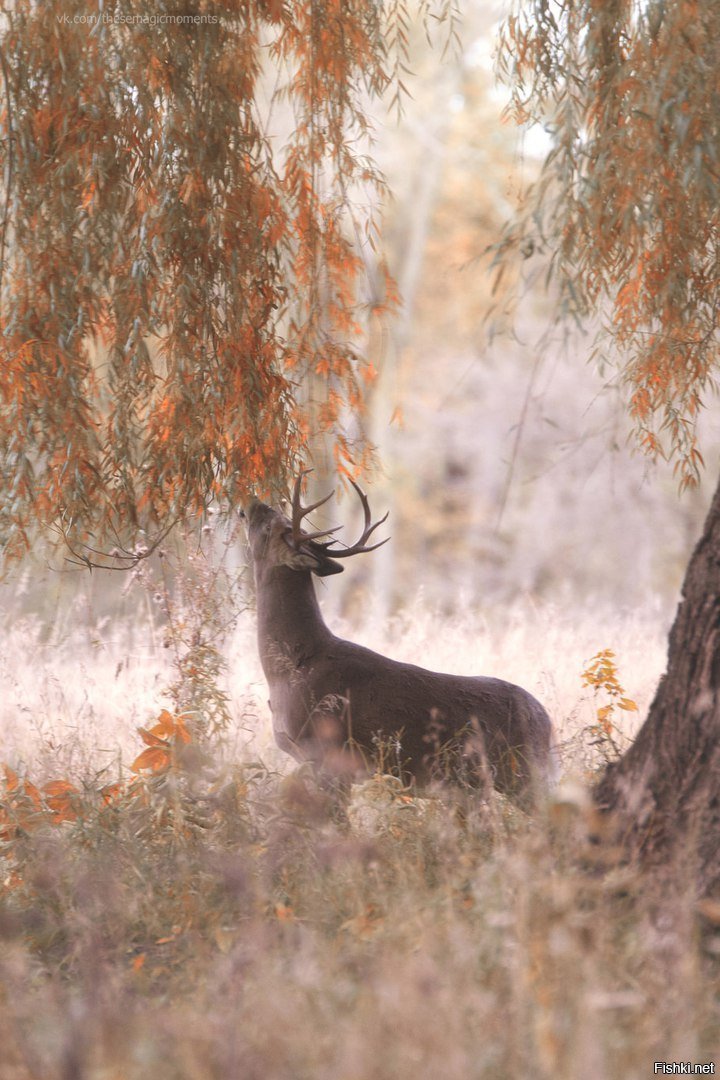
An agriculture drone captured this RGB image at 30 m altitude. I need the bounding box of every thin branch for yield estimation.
[0,40,14,318]
[495,351,543,532]
[60,515,181,572]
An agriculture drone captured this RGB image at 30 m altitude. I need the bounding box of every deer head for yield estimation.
[246,470,389,580]
[245,472,555,808]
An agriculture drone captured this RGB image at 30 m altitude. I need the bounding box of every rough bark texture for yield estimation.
[595,472,720,894]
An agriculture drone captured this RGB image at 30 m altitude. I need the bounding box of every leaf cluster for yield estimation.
[580,647,637,760]
[0,0,441,562]
[496,0,720,486]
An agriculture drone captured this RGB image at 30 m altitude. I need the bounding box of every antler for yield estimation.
[315,478,389,558]
[290,470,342,547]
[289,471,389,557]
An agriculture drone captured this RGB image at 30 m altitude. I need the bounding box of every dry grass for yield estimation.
[1,591,718,1080]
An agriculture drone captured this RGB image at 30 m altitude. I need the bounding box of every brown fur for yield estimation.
[246,495,555,807]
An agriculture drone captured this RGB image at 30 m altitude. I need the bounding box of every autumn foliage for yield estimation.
[0,710,199,889]
[497,0,720,487]
[0,0,434,561]
[580,648,637,761]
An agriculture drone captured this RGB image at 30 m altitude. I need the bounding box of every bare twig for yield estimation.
[60,515,181,572]
[495,351,543,532]
[0,40,14,318]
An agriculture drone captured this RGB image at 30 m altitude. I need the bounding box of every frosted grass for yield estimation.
[0,590,670,783]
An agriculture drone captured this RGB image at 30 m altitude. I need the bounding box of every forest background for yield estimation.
[1,2,718,1077]
[1,1,711,764]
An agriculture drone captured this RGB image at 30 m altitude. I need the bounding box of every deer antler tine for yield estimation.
[301,491,335,515]
[292,470,334,517]
[290,470,310,523]
[299,525,343,542]
[315,478,390,557]
[291,470,338,547]
[362,510,390,541]
[348,477,370,528]
[349,479,388,526]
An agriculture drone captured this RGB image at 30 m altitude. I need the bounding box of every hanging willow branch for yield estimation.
[495,0,720,488]
[0,0,449,565]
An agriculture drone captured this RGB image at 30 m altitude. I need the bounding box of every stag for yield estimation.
[245,474,555,808]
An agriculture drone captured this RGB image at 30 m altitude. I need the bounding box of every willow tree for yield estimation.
[498,1,720,890]
[0,0,455,564]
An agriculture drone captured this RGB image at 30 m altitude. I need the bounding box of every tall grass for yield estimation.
[2,590,717,1079]
[1,585,669,771]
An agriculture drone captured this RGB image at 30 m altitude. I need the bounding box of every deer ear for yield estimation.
[280,533,344,576]
[311,555,344,577]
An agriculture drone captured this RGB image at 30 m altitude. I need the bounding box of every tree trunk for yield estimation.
[594,471,720,894]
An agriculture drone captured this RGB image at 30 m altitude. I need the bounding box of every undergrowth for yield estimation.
[0,597,716,1079]
[1,709,719,1080]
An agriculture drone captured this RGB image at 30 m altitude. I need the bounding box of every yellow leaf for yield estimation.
[619,698,638,711]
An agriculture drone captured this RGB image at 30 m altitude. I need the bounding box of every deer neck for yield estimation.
[254,564,332,672]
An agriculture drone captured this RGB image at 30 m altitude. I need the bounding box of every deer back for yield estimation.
[245,476,555,806]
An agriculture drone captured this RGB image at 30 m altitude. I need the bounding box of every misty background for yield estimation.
[1,2,713,769]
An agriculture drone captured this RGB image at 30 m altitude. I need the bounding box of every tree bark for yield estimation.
[594,471,720,894]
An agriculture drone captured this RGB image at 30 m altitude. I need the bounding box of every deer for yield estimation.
[245,473,556,809]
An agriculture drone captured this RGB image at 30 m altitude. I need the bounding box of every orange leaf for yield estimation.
[137,726,169,748]
[149,709,192,741]
[145,710,193,745]
[43,781,80,823]
[131,746,170,774]
[24,780,42,809]
[153,709,177,734]
[43,780,79,797]
[173,715,192,744]
[3,765,19,793]
[100,781,124,806]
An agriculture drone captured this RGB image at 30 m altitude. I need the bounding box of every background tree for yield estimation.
[497,0,720,889]
[0,0,461,564]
